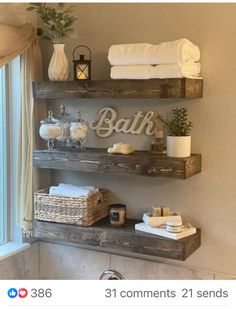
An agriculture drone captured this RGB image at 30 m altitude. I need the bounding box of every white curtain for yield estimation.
[16,40,43,235]
[0,20,45,236]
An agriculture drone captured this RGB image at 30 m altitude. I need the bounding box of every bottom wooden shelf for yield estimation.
[32,218,201,261]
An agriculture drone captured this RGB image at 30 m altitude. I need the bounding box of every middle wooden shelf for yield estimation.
[33,148,201,179]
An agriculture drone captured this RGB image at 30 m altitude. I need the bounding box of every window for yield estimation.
[0,65,7,244]
[0,57,21,245]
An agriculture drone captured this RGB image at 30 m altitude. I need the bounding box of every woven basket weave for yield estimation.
[34,188,108,226]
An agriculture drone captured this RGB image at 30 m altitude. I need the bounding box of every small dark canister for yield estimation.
[109,204,126,227]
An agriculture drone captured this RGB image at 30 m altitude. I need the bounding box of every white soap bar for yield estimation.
[107,143,135,155]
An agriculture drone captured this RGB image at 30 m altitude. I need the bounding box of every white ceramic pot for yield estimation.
[48,44,69,81]
[167,136,191,158]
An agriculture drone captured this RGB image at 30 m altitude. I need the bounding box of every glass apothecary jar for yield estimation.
[70,111,88,151]
[57,104,70,146]
[39,111,63,150]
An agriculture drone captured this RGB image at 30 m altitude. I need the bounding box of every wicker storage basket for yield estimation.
[34,188,108,226]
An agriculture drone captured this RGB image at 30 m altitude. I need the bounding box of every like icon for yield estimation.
[7,288,18,298]
[18,288,28,298]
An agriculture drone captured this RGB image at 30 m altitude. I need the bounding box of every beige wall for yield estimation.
[39,3,236,276]
[0,4,36,25]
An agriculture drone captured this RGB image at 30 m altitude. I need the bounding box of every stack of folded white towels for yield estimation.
[49,183,98,198]
[108,38,201,79]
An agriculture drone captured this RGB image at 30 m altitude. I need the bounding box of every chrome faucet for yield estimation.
[99,269,124,280]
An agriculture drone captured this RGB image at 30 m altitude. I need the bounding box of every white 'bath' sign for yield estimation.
[90,107,156,137]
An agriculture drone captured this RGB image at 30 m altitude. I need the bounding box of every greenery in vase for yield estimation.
[156,107,192,136]
[27,3,78,44]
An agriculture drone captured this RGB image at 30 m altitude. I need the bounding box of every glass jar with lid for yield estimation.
[39,111,63,150]
[70,111,88,151]
[57,103,70,146]
[150,128,166,155]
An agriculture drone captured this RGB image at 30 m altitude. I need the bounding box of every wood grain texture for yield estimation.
[33,218,201,261]
[33,79,203,99]
[33,148,201,179]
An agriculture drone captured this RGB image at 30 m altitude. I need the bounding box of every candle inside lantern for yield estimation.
[76,65,88,79]
[73,48,91,80]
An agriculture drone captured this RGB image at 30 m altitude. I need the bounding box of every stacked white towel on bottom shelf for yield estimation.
[49,183,98,198]
[110,63,201,79]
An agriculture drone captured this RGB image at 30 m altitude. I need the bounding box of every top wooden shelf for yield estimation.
[33,78,203,100]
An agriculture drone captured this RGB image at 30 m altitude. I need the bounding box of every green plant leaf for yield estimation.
[156,107,192,136]
[41,35,52,41]
[26,2,77,43]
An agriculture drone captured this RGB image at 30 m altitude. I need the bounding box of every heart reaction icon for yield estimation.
[18,288,28,298]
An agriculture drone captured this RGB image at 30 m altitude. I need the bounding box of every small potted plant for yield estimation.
[27,3,77,81]
[156,107,192,157]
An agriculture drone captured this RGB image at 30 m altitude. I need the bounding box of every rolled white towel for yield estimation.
[108,39,200,66]
[110,63,201,79]
[49,184,97,197]
[149,39,200,65]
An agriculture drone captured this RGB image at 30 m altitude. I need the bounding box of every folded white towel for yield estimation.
[110,63,201,79]
[58,183,96,192]
[108,39,200,66]
[49,184,97,197]
[154,63,201,79]
[111,65,155,79]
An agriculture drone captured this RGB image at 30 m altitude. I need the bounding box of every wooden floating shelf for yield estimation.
[33,78,203,100]
[33,218,201,261]
[33,148,201,179]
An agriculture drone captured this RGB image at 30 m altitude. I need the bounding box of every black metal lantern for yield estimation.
[72,45,91,80]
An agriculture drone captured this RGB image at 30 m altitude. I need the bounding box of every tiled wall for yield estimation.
[39,242,235,280]
[0,243,39,280]
[0,242,235,280]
